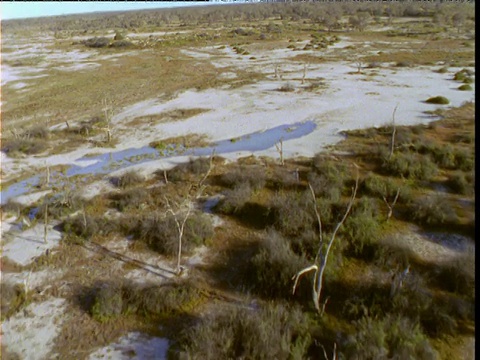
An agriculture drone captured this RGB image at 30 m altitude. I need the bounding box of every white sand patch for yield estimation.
[12,190,52,207]
[89,332,169,360]
[2,298,67,360]
[186,245,209,266]
[2,223,62,266]
[386,227,474,264]
[79,179,116,200]
[3,269,64,292]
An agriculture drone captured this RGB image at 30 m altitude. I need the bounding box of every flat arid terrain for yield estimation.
[0,2,475,359]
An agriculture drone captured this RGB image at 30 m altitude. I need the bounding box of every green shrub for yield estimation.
[446,172,472,195]
[220,165,266,191]
[177,303,311,359]
[453,148,474,171]
[342,314,437,360]
[84,36,110,48]
[436,66,448,73]
[2,138,48,156]
[1,283,27,320]
[425,96,449,105]
[458,84,472,91]
[136,283,201,316]
[23,125,50,139]
[383,153,438,180]
[138,211,213,256]
[111,40,134,48]
[453,71,466,81]
[215,183,252,214]
[361,173,398,200]
[168,157,211,181]
[62,214,109,240]
[250,230,308,298]
[111,187,150,211]
[462,77,473,84]
[278,83,295,92]
[111,170,145,188]
[342,197,382,256]
[91,285,123,322]
[91,281,200,321]
[271,191,314,237]
[408,194,457,226]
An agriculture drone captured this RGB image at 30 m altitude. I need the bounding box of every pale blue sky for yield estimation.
[0,1,232,20]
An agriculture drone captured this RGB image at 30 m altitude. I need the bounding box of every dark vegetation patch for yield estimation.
[425,96,450,105]
[135,211,213,256]
[175,303,311,360]
[89,280,202,322]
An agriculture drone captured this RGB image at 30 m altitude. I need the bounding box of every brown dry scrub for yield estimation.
[126,108,210,127]
[1,49,250,129]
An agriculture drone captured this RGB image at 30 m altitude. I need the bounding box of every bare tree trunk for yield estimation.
[302,63,307,84]
[44,202,48,243]
[383,188,400,221]
[293,166,359,314]
[45,163,50,186]
[389,105,399,159]
[275,138,284,166]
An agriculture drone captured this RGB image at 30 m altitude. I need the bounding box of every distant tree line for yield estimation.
[1,1,474,33]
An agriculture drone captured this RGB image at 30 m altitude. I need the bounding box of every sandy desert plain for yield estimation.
[0,2,476,359]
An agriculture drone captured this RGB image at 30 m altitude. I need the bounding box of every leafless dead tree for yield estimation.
[165,151,215,275]
[102,98,113,143]
[383,188,400,221]
[44,201,48,243]
[389,105,399,159]
[275,138,284,166]
[390,264,410,298]
[292,165,359,314]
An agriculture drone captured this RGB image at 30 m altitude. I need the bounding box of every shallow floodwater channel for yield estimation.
[0,121,316,204]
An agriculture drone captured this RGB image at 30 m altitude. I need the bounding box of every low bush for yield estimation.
[395,61,412,67]
[342,197,382,256]
[425,96,449,105]
[215,183,252,215]
[62,214,100,239]
[446,172,473,195]
[429,251,475,299]
[278,83,295,92]
[137,211,213,256]
[111,40,134,48]
[435,66,449,73]
[91,280,201,322]
[177,303,311,359]
[458,84,472,91]
[168,157,211,182]
[110,170,145,188]
[23,125,50,139]
[250,230,309,298]
[220,165,266,191]
[271,191,314,237]
[407,194,457,226]
[2,138,48,156]
[91,284,123,322]
[342,314,437,360]
[1,283,27,320]
[111,187,150,211]
[134,282,201,317]
[84,36,110,48]
[383,153,438,180]
[360,173,398,200]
